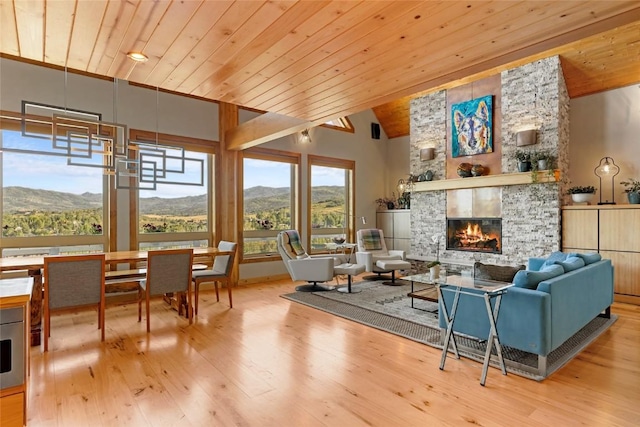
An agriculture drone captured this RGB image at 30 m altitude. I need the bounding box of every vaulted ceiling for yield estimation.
[1,1,639,147]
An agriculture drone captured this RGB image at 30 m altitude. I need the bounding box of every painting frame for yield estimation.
[451,95,493,158]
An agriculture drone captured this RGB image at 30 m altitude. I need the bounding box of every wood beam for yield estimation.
[225,111,316,151]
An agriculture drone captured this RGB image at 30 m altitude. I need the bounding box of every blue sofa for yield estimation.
[438,253,614,377]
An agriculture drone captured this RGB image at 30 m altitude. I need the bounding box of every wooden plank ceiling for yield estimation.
[1,0,640,145]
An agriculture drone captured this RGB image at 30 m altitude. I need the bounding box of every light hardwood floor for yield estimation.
[28,279,640,426]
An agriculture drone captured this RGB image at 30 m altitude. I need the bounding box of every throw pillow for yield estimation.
[474,262,525,282]
[284,230,306,256]
[360,229,383,251]
[513,264,564,290]
[557,256,585,272]
[541,251,577,268]
[576,252,602,265]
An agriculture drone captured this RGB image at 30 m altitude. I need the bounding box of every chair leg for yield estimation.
[44,310,50,352]
[138,287,142,322]
[194,280,199,315]
[145,290,151,333]
[227,282,233,308]
[100,300,105,342]
[215,281,220,302]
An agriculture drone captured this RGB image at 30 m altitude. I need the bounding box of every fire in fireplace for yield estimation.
[446,218,502,254]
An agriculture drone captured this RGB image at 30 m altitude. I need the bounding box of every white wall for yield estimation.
[569,84,640,202]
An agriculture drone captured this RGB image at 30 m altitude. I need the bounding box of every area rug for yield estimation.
[282,280,617,381]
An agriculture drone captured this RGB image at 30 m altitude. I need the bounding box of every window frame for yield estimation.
[307,154,355,254]
[129,129,218,251]
[0,110,110,255]
[240,147,301,263]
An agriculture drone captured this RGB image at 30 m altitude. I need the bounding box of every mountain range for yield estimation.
[2,185,344,215]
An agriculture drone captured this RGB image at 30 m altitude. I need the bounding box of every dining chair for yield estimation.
[43,253,106,351]
[138,248,194,332]
[192,241,237,312]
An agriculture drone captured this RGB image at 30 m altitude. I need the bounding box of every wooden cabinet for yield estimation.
[562,205,640,304]
[376,210,411,253]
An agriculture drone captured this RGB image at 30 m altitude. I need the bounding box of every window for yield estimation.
[322,116,354,133]
[131,130,216,251]
[0,112,108,256]
[308,155,355,254]
[242,148,299,259]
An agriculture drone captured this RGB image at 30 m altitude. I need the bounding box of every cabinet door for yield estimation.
[376,212,394,238]
[600,209,640,252]
[600,250,640,296]
[393,210,411,239]
[0,392,24,427]
[562,209,598,250]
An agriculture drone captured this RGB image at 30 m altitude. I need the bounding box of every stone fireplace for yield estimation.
[446,218,502,254]
[407,56,569,268]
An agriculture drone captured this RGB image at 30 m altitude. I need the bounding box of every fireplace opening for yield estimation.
[446,218,502,254]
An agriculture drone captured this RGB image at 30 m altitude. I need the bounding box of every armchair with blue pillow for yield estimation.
[438,251,614,378]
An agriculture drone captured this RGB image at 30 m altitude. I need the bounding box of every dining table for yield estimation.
[0,247,234,346]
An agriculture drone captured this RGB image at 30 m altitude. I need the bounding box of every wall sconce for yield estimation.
[300,129,311,143]
[515,129,537,146]
[420,147,435,161]
[594,156,620,205]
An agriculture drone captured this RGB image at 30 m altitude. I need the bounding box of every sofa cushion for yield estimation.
[576,252,602,265]
[474,262,525,282]
[557,256,585,272]
[513,264,564,290]
[541,251,578,269]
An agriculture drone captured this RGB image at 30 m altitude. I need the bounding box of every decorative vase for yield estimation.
[628,192,640,204]
[471,164,485,177]
[457,163,473,178]
[386,201,395,210]
[571,193,595,204]
[429,265,440,282]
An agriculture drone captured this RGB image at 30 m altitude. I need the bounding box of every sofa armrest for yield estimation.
[355,251,374,271]
[388,250,406,260]
[287,257,334,282]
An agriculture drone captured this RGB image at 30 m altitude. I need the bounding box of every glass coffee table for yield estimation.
[437,275,513,386]
[403,273,439,308]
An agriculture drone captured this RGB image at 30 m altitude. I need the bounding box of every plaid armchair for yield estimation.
[356,229,405,274]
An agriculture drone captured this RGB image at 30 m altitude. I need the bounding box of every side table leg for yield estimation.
[439,286,460,370]
[480,293,506,386]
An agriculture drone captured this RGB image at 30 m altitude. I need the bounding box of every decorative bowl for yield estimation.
[333,237,346,244]
[571,193,595,203]
[457,163,473,178]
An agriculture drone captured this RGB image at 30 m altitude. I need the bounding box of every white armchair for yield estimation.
[277,230,346,292]
[356,229,406,279]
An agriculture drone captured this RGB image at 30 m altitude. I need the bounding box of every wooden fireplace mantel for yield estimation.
[412,170,559,192]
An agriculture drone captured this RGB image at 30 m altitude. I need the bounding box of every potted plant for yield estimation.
[530,149,556,182]
[375,196,396,210]
[567,185,596,204]
[428,234,444,281]
[620,178,640,204]
[515,149,532,172]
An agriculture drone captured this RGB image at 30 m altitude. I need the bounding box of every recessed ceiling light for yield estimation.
[127,52,148,62]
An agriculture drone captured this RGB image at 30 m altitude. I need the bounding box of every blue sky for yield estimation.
[2,131,343,197]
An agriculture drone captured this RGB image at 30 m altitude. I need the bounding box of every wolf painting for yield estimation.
[451,95,493,157]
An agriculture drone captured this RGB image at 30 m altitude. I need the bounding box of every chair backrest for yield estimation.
[146,249,193,296]
[44,254,105,310]
[212,241,237,275]
[357,229,389,255]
